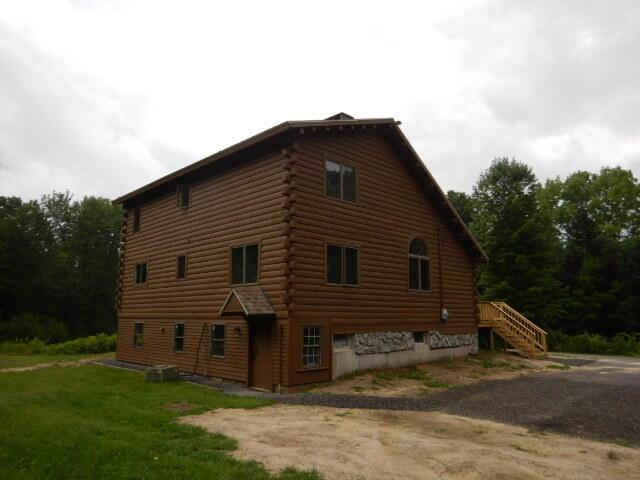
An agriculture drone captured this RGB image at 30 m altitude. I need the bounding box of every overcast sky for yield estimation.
[1,0,639,200]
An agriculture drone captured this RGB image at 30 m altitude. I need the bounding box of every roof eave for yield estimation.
[112,117,397,205]
[390,124,489,263]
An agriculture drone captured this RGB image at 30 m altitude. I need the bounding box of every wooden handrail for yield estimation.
[477,301,547,354]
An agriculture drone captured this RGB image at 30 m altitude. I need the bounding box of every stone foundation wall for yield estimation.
[354,331,414,354]
[353,331,478,355]
[333,330,479,379]
[428,331,478,354]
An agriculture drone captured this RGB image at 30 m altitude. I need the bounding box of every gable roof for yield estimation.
[113,113,488,262]
[219,286,275,318]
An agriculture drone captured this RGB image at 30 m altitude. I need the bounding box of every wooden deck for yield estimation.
[478,301,547,358]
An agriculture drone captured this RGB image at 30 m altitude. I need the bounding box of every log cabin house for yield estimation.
[113,113,546,392]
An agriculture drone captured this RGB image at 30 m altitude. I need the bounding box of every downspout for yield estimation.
[438,226,445,320]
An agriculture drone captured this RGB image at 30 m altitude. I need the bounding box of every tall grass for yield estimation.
[548,331,640,356]
[0,333,117,355]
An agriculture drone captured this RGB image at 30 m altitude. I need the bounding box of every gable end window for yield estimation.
[231,244,259,285]
[134,263,148,284]
[325,160,357,202]
[174,323,185,352]
[134,322,144,349]
[177,184,191,208]
[326,244,359,286]
[408,238,431,291]
[211,324,225,357]
[176,255,187,280]
[133,207,141,233]
[303,327,321,368]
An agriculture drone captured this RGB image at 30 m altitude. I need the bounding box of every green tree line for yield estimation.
[0,160,638,343]
[0,193,121,342]
[449,159,640,335]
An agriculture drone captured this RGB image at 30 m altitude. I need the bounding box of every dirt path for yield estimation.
[182,404,640,480]
[0,357,102,373]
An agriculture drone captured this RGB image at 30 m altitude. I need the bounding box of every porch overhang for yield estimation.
[219,285,276,320]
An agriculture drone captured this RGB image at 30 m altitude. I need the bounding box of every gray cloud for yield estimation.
[0,1,638,200]
[0,20,193,200]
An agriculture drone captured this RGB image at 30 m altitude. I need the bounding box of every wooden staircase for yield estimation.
[477,301,547,358]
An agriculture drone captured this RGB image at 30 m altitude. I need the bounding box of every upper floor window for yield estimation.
[133,207,141,233]
[177,184,191,208]
[231,244,259,284]
[176,255,187,280]
[326,244,359,286]
[134,262,148,284]
[408,238,431,291]
[325,160,357,202]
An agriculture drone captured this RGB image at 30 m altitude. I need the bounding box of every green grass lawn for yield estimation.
[0,365,319,479]
[0,352,114,369]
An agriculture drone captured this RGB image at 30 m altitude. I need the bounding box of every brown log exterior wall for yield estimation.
[288,130,477,386]
[116,151,289,385]
[116,124,479,388]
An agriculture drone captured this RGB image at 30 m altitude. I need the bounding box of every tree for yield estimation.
[472,158,562,328]
[69,197,121,335]
[541,168,640,335]
[0,192,122,340]
[446,190,476,226]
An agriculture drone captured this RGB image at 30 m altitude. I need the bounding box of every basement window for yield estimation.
[176,255,187,280]
[231,244,259,285]
[413,331,425,344]
[177,184,191,208]
[303,327,321,368]
[211,324,225,357]
[134,262,148,284]
[325,160,357,202]
[333,333,350,349]
[174,323,185,352]
[134,322,144,349]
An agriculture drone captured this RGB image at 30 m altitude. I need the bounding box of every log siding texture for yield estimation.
[287,130,478,385]
[117,151,289,383]
[114,114,486,389]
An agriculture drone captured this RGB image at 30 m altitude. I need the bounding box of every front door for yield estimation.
[249,321,272,391]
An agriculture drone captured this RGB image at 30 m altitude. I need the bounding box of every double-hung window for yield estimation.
[134,263,148,284]
[133,207,141,233]
[211,324,225,357]
[303,327,321,368]
[174,323,185,352]
[408,238,431,291]
[326,244,359,286]
[325,160,357,202]
[177,184,191,208]
[231,244,259,284]
[133,322,144,349]
[176,255,187,280]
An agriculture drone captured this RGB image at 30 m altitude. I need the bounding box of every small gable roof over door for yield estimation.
[219,286,275,318]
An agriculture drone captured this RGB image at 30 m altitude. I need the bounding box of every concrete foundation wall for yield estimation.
[332,331,478,380]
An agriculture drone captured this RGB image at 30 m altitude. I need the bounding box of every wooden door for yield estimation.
[249,321,272,391]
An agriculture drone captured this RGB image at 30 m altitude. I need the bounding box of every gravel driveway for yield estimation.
[99,353,640,446]
[275,354,640,446]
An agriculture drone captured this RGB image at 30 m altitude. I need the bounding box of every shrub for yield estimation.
[0,334,117,355]
[0,312,68,343]
[548,331,640,356]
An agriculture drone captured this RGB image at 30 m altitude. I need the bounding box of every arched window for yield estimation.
[408,238,431,291]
